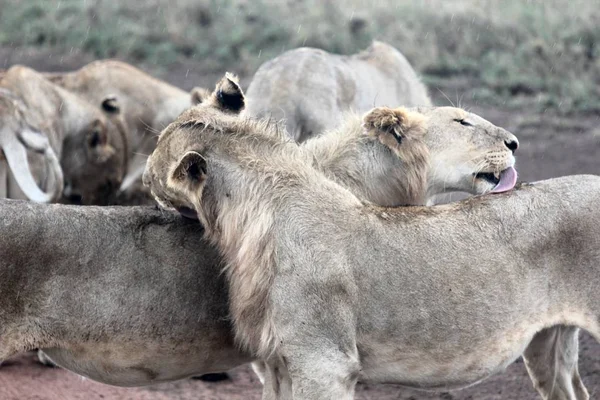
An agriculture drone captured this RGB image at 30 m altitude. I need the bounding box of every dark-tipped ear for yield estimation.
[211,72,245,113]
[171,151,207,185]
[362,106,426,144]
[101,95,120,114]
[190,87,211,105]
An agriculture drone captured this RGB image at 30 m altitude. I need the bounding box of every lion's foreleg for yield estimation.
[523,326,589,400]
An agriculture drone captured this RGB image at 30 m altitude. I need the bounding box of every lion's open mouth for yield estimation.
[476,172,501,186]
[176,206,199,220]
[475,166,518,193]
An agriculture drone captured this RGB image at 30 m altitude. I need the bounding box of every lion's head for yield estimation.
[416,106,518,197]
[303,104,518,208]
[59,96,128,205]
[143,72,296,220]
[0,66,127,204]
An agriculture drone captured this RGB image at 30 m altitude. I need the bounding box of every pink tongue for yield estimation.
[491,166,517,193]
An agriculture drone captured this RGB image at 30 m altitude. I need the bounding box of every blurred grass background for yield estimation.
[0,0,598,113]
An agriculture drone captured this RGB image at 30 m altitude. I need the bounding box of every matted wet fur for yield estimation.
[245,41,432,142]
[145,75,600,400]
[148,73,519,353]
[0,65,127,204]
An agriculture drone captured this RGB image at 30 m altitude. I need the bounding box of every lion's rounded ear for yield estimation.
[362,107,426,143]
[101,95,120,114]
[171,151,207,185]
[191,87,211,105]
[211,72,245,113]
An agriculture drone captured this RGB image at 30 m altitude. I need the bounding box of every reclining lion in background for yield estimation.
[145,76,597,400]
[245,41,432,142]
[0,76,522,389]
[45,60,210,204]
[0,66,127,204]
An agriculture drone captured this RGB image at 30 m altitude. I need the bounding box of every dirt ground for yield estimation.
[2,46,600,399]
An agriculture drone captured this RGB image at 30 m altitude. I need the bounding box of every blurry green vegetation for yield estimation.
[0,0,599,112]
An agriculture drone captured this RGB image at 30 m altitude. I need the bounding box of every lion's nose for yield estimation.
[504,137,519,153]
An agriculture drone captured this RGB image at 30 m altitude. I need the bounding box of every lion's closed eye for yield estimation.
[454,118,473,127]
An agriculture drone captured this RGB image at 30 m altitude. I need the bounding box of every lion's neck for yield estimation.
[303,118,429,206]
[200,159,293,358]
[201,154,360,357]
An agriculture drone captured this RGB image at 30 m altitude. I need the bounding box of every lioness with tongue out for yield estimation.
[300,104,519,207]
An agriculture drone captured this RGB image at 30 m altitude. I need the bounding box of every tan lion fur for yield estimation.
[146,73,516,356]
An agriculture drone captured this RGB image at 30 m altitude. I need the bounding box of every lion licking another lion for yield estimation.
[144,74,597,400]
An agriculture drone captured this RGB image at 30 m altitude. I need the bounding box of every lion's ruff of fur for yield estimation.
[152,74,432,358]
[307,107,430,206]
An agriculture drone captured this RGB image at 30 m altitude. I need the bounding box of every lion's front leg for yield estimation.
[523,326,589,400]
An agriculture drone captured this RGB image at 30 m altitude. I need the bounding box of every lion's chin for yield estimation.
[176,206,199,220]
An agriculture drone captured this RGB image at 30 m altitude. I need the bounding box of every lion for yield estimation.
[45,60,210,204]
[144,75,598,400]
[0,66,127,205]
[245,41,432,142]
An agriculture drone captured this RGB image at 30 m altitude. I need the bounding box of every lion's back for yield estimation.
[245,43,431,142]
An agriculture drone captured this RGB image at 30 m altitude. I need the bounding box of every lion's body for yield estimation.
[0,200,250,385]
[0,66,126,204]
[245,41,431,142]
[144,78,596,398]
